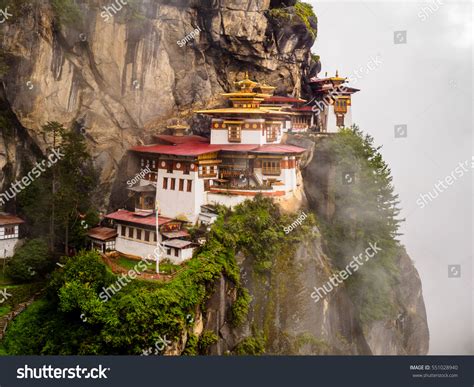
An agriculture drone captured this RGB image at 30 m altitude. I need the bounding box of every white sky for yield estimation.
[308,0,473,355]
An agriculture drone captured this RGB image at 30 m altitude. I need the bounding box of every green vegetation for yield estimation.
[0,271,13,286]
[234,332,266,355]
[2,283,44,309]
[268,1,317,39]
[1,239,237,354]
[268,7,292,21]
[294,1,318,38]
[311,53,320,63]
[0,305,11,317]
[1,198,314,355]
[158,259,181,275]
[293,333,330,354]
[114,256,179,275]
[5,239,52,283]
[317,126,402,323]
[50,0,83,27]
[198,331,218,354]
[212,196,316,273]
[230,288,252,327]
[0,0,34,16]
[17,122,99,255]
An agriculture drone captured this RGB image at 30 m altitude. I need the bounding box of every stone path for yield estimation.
[0,290,42,341]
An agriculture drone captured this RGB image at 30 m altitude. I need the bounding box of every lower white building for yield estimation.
[104,209,196,265]
[0,213,24,258]
[87,227,118,254]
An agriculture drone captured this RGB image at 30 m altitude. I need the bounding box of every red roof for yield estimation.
[250,144,306,154]
[155,135,209,145]
[263,95,306,104]
[309,77,331,83]
[87,227,117,241]
[0,213,24,226]
[131,140,306,156]
[106,210,173,227]
[131,143,221,156]
[292,106,314,112]
[217,144,261,152]
[162,230,190,239]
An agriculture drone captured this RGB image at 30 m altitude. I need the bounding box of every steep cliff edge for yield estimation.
[200,132,429,356]
[0,1,429,356]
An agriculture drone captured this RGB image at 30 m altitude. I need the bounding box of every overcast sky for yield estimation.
[308,0,473,355]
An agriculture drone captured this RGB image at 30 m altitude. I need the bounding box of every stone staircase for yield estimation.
[0,293,41,341]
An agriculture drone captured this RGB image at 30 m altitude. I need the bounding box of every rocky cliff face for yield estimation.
[0,1,429,355]
[0,0,318,207]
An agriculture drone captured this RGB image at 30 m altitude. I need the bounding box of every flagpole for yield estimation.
[155,171,160,274]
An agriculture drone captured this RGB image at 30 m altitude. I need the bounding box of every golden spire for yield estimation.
[336,69,339,77]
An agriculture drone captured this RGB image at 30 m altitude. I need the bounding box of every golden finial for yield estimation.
[325,71,327,77]
[336,70,339,77]
[244,71,249,79]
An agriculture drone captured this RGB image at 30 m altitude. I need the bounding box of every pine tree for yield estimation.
[320,126,403,323]
[17,122,99,254]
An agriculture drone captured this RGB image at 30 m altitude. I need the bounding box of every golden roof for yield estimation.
[167,123,188,129]
[195,72,286,115]
[194,107,295,115]
[234,71,258,92]
[329,69,346,82]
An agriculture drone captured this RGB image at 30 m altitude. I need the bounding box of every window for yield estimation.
[136,229,142,240]
[144,231,150,242]
[336,114,345,127]
[167,248,171,256]
[228,126,241,142]
[334,99,347,113]
[183,163,190,175]
[163,177,168,189]
[141,158,157,170]
[121,225,126,237]
[199,165,217,178]
[174,248,179,257]
[170,178,176,190]
[4,226,15,238]
[153,232,157,242]
[106,240,116,251]
[179,179,184,191]
[146,172,157,182]
[187,180,192,192]
[167,163,173,173]
[144,196,154,209]
[266,126,277,142]
[262,160,281,176]
[128,227,134,238]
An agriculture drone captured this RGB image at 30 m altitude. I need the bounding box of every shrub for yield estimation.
[5,239,51,283]
[230,288,252,327]
[198,331,218,354]
[234,333,266,355]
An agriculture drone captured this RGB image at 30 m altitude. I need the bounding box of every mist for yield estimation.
[308,0,473,355]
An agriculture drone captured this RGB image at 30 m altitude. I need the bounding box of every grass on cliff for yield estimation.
[1,197,312,355]
[268,1,317,39]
